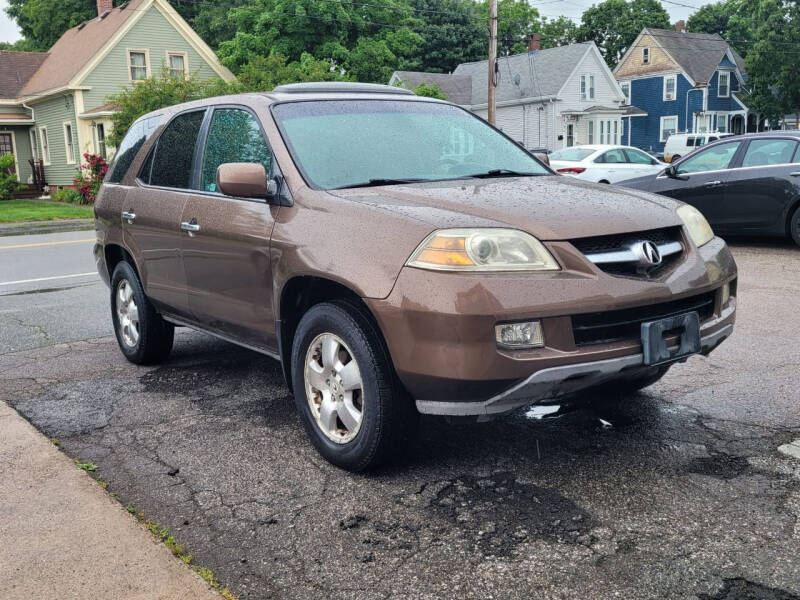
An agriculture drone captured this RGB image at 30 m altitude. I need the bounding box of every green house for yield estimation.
[0,0,234,188]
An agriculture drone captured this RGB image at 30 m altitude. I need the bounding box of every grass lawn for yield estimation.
[0,200,93,223]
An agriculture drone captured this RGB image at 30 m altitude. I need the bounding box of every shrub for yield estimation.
[73,153,109,204]
[0,153,19,200]
[52,187,84,204]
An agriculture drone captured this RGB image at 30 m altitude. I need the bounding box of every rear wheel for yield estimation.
[789,205,800,246]
[110,262,174,365]
[291,300,414,471]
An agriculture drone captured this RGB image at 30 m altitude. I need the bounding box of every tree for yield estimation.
[402,0,485,72]
[412,82,447,99]
[3,0,118,51]
[686,0,754,56]
[745,0,800,122]
[537,16,579,49]
[481,0,540,55]
[577,0,671,68]
[236,52,349,91]
[106,69,230,148]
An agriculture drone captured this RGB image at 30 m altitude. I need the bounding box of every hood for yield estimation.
[329,175,680,240]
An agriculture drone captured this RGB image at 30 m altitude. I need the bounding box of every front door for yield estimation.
[123,109,207,317]
[0,133,15,173]
[650,140,742,227]
[180,106,278,349]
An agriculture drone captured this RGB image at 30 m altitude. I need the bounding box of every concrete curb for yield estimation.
[0,219,94,237]
[0,401,221,600]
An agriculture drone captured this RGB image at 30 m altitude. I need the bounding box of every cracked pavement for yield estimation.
[1,241,799,600]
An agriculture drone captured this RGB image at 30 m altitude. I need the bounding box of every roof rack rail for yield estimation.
[272,82,415,95]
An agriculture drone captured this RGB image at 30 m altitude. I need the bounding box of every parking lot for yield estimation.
[1,239,799,600]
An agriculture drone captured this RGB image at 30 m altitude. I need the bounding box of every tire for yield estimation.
[591,364,671,397]
[290,300,414,471]
[110,261,174,365]
[789,205,800,246]
[599,180,610,184]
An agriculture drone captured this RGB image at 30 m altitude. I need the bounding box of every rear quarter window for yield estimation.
[105,115,164,184]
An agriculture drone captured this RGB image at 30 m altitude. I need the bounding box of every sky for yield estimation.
[0,0,696,46]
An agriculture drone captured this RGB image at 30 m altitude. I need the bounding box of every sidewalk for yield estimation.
[0,218,94,237]
[0,401,221,600]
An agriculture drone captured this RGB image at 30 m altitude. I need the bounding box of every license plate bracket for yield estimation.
[641,312,701,366]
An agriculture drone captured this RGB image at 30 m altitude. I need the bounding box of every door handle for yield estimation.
[705,180,722,186]
[790,172,800,177]
[180,221,200,233]
[122,210,135,222]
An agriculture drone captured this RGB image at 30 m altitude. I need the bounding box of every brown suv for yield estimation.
[94,83,737,470]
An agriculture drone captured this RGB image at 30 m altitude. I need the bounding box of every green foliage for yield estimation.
[412,82,447,99]
[236,52,349,91]
[106,68,230,148]
[76,462,98,471]
[73,153,109,204]
[481,0,540,55]
[0,155,19,201]
[686,0,754,57]
[745,0,800,121]
[538,16,580,49]
[51,187,83,204]
[577,0,671,67]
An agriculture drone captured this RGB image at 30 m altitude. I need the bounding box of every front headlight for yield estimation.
[677,205,714,247]
[406,228,560,271]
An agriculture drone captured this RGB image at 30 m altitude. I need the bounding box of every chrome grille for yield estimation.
[571,227,684,277]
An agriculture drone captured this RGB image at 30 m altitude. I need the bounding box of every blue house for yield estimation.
[613,28,758,154]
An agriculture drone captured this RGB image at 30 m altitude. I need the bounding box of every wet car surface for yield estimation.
[2,241,799,600]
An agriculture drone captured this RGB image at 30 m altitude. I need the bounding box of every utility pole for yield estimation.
[488,0,498,125]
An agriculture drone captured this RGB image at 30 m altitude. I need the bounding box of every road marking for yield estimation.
[0,238,95,250]
[0,272,98,287]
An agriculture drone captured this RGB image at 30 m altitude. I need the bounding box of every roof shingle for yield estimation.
[644,28,745,85]
[0,51,48,99]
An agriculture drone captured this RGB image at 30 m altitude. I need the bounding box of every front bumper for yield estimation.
[366,235,737,412]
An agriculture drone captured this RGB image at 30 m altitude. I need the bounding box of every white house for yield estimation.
[390,38,637,152]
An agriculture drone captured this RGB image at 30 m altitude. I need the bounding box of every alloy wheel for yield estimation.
[116,279,140,348]
[304,333,364,444]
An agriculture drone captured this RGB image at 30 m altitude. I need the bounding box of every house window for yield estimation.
[589,75,595,100]
[29,128,38,159]
[613,120,618,144]
[95,123,107,159]
[580,75,586,100]
[660,116,677,142]
[718,71,730,98]
[642,47,650,64]
[588,120,594,144]
[620,82,630,105]
[663,74,676,101]
[599,120,604,143]
[128,49,149,81]
[167,51,187,79]
[39,126,50,165]
[717,114,728,133]
[580,75,595,101]
[695,113,712,133]
[63,122,76,164]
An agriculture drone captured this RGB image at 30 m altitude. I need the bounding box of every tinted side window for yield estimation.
[624,149,654,164]
[150,110,206,189]
[677,141,741,175]
[742,139,798,167]
[598,149,626,163]
[106,121,145,183]
[200,108,272,192]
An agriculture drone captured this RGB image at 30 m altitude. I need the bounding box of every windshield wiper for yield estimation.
[334,178,431,189]
[462,169,544,179]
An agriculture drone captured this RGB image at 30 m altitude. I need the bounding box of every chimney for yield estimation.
[675,20,686,33]
[97,0,113,16]
[529,33,541,52]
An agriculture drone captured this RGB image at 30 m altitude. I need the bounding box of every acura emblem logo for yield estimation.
[640,241,662,267]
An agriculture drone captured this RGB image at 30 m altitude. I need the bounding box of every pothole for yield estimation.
[686,453,749,480]
[698,578,800,600]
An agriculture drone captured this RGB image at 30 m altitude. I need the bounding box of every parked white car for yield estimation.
[663,132,733,163]
[549,145,666,184]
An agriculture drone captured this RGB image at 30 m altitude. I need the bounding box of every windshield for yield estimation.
[549,148,594,161]
[271,100,550,189]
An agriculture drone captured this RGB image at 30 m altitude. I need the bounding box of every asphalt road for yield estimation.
[0,230,109,353]
[1,236,799,600]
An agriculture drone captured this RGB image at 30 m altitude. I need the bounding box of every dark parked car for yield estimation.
[621,131,800,246]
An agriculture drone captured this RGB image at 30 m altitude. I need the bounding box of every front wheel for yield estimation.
[110,262,174,365]
[291,300,413,471]
[789,205,800,246]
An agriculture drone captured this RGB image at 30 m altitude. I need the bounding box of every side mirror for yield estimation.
[666,164,689,181]
[216,162,272,199]
[534,152,550,166]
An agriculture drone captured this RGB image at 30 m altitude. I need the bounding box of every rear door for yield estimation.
[123,109,206,317]
[623,148,662,179]
[721,137,799,232]
[649,140,743,227]
[594,148,628,182]
[180,106,278,349]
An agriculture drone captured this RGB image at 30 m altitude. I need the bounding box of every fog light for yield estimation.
[721,282,730,307]
[495,321,544,349]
